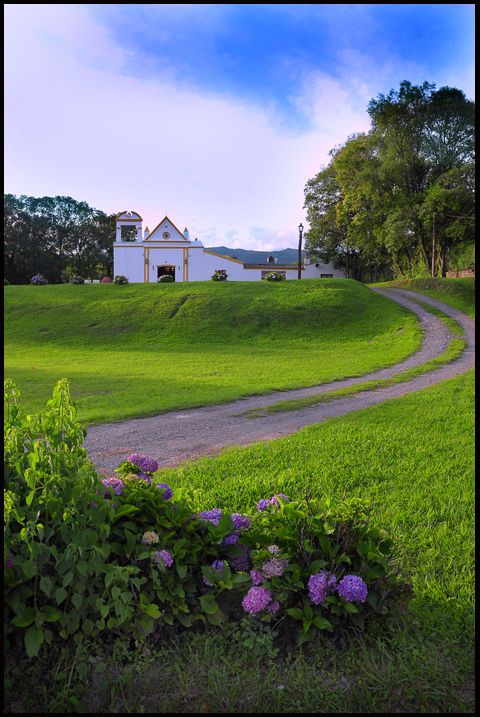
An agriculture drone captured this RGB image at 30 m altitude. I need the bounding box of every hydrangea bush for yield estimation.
[263,272,286,281]
[4,378,401,667]
[114,275,129,285]
[30,274,48,285]
[211,269,228,281]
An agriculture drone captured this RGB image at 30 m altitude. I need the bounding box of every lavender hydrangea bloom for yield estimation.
[269,494,289,506]
[262,558,288,578]
[267,600,280,613]
[231,513,251,531]
[257,499,269,512]
[229,544,251,572]
[222,532,239,545]
[308,571,338,605]
[153,550,173,568]
[203,559,225,586]
[101,477,125,496]
[250,569,264,586]
[197,508,223,526]
[138,472,152,484]
[242,586,272,614]
[337,575,368,603]
[267,545,279,555]
[156,483,173,500]
[127,453,159,474]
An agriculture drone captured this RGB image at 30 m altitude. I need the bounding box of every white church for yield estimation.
[113,211,345,282]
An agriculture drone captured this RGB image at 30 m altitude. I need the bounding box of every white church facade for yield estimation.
[113,211,345,283]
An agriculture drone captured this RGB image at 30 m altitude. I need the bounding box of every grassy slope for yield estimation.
[95,371,472,714]
[372,277,475,318]
[4,280,421,424]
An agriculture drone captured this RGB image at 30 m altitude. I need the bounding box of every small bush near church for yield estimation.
[211,269,228,281]
[263,272,286,281]
[30,274,48,285]
[101,276,112,283]
[114,275,129,285]
[71,275,84,284]
[158,275,174,283]
[4,279,10,285]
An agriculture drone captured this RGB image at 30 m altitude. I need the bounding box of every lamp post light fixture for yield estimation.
[297,223,304,280]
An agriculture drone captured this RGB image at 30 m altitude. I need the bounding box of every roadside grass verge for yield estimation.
[83,370,474,713]
[237,306,466,418]
[371,277,475,318]
[4,280,422,424]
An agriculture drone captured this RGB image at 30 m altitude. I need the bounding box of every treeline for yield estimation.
[304,82,475,281]
[4,195,115,284]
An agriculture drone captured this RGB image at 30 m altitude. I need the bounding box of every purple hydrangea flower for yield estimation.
[261,558,288,578]
[242,586,272,614]
[101,477,125,496]
[267,545,279,555]
[250,569,264,586]
[231,513,251,531]
[197,508,223,526]
[138,472,152,484]
[153,550,173,568]
[229,544,251,572]
[257,499,269,512]
[270,494,289,506]
[337,575,368,603]
[127,453,159,474]
[156,483,173,500]
[203,559,225,586]
[267,600,280,613]
[222,532,239,545]
[308,570,338,605]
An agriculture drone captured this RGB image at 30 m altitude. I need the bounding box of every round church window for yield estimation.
[162,231,170,239]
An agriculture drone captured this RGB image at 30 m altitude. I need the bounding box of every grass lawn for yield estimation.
[60,370,472,714]
[4,280,421,424]
[371,277,475,318]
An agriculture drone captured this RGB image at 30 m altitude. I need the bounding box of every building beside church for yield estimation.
[113,211,345,282]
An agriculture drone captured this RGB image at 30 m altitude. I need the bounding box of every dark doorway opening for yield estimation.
[157,265,176,281]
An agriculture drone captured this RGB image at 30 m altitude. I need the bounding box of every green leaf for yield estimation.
[141,603,161,618]
[22,560,37,579]
[286,607,303,620]
[313,616,333,630]
[63,571,74,587]
[309,559,327,572]
[205,611,224,626]
[71,593,83,610]
[12,608,35,628]
[55,587,67,605]
[26,490,35,506]
[25,625,44,658]
[343,602,359,614]
[40,605,62,622]
[176,564,188,579]
[39,576,53,597]
[200,595,219,615]
[303,604,314,620]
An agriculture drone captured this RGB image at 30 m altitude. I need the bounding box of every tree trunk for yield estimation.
[440,242,448,278]
[431,213,437,277]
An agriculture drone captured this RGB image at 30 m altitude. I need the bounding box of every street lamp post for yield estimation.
[297,223,304,280]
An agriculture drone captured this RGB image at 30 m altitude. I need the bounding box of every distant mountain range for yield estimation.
[207,246,304,264]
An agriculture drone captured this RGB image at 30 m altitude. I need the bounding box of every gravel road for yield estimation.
[84,288,475,473]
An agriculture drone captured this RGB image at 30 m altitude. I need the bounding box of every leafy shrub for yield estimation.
[158,275,174,283]
[211,269,228,281]
[263,272,286,281]
[30,274,48,285]
[114,275,129,285]
[71,275,84,284]
[4,380,402,667]
[4,278,10,285]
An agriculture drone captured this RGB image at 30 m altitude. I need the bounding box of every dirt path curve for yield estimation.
[84,289,475,472]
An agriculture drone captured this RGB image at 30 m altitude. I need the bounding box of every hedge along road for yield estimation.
[84,289,475,473]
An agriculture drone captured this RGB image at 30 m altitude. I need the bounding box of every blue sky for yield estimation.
[4,4,475,249]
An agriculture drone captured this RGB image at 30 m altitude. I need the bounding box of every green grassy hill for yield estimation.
[4,279,421,424]
[371,278,475,318]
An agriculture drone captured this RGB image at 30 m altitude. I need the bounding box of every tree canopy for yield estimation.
[304,81,475,280]
[4,195,115,284]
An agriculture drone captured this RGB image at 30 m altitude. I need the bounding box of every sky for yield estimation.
[4,4,475,250]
